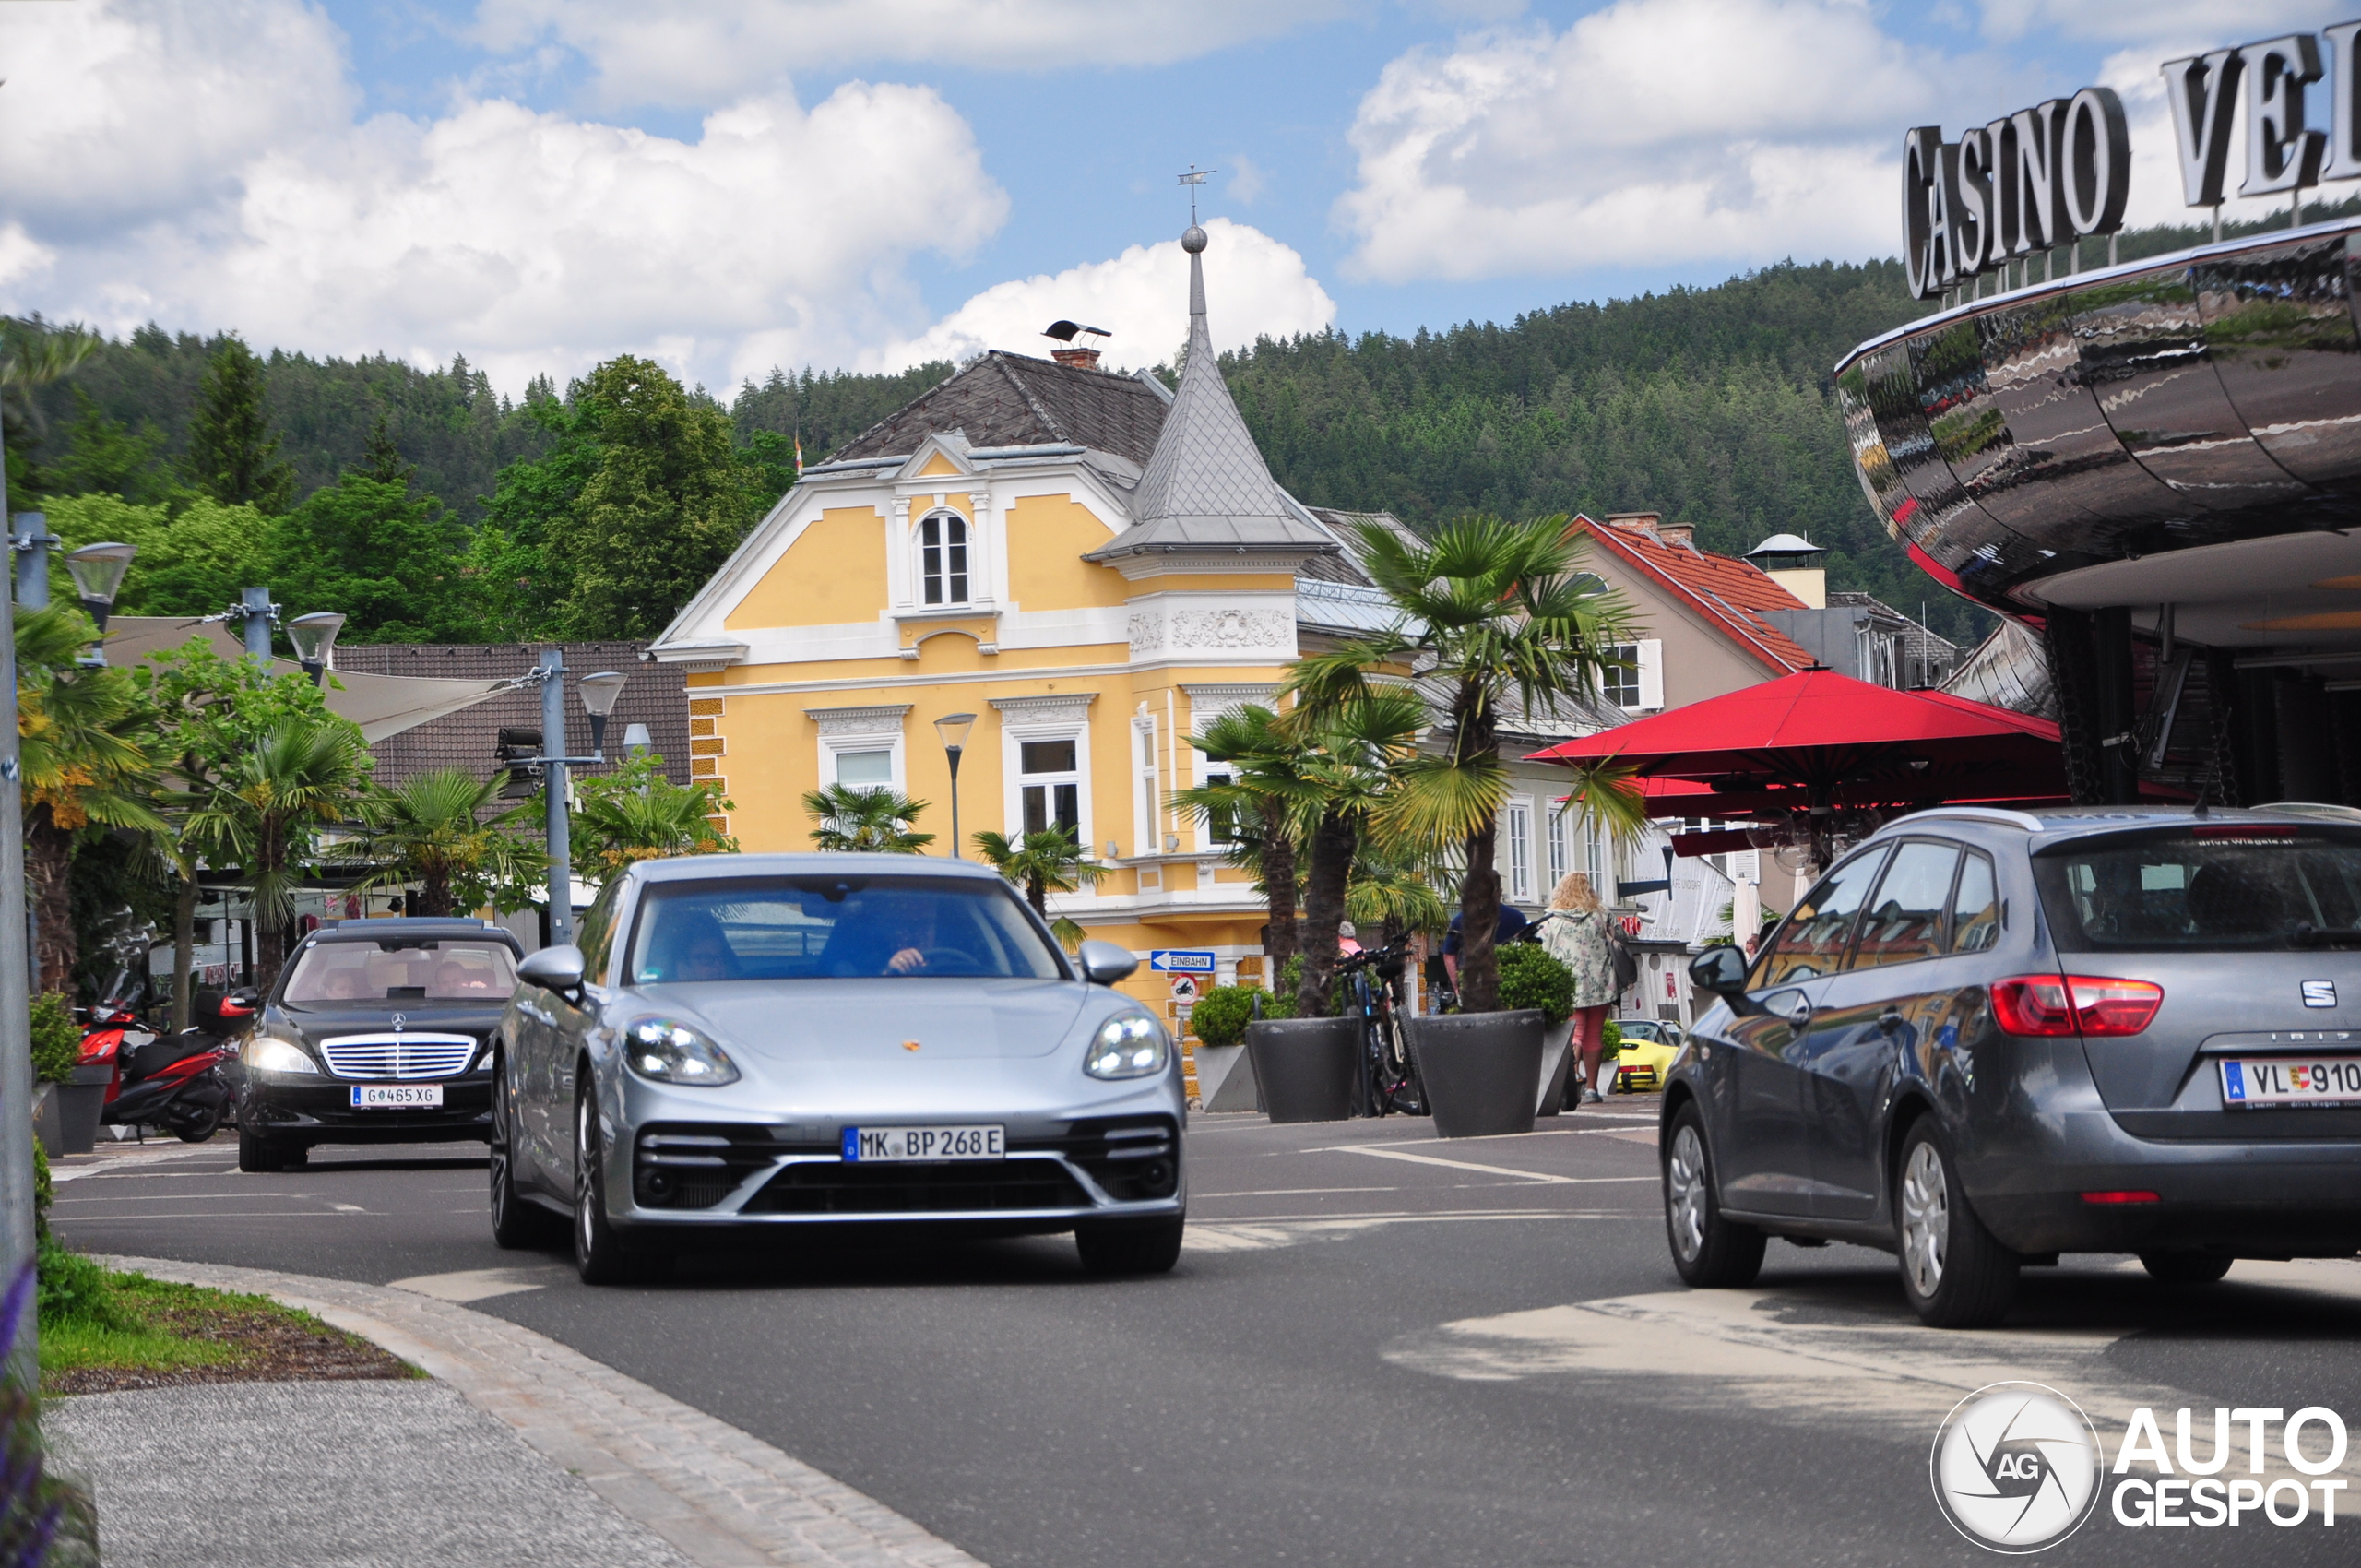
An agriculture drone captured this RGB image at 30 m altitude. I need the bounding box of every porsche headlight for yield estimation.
[243,1036,318,1076]
[623,1018,740,1086]
[1084,1011,1168,1080]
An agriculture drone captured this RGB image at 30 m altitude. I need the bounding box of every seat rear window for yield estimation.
[2036,831,2361,951]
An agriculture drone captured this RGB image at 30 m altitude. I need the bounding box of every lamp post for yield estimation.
[525,653,626,947]
[0,504,32,1388]
[65,541,136,664]
[287,612,345,686]
[934,712,976,859]
[11,512,57,608]
[234,587,277,660]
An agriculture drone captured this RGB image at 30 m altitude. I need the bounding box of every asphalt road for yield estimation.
[53,1105,2361,1568]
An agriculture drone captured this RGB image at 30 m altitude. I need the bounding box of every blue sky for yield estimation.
[0,1,2339,397]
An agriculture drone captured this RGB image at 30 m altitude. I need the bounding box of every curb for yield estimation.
[95,1254,986,1568]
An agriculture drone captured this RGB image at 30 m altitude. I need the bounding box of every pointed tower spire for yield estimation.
[1088,223,1336,567]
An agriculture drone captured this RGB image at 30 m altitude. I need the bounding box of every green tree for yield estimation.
[566,752,736,886]
[43,493,271,620]
[338,768,545,918]
[466,390,604,641]
[1288,516,1642,1013]
[969,826,1105,949]
[40,389,172,504]
[181,713,368,988]
[184,336,295,513]
[543,357,755,639]
[803,783,933,853]
[359,414,409,484]
[269,471,470,641]
[16,606,168,994]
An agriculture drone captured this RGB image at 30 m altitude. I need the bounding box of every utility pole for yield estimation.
[1,491,38,1387]
[540,649,573,947]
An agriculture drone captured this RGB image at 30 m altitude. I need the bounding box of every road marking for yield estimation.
[1192,1186,1405,1198]
[45,1147,226,1183]
[388,1266,569,1302]
[330,1203,368,1213]
[55,1210,391,1221]
[1316,1145,1656,1184]
[1186,1209,1628,1253]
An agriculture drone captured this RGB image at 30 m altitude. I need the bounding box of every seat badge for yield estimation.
[2302,981,2337,1009]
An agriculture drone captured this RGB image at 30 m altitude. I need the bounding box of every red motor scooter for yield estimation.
[80,989,254,1144]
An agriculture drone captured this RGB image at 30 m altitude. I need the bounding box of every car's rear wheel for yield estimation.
[1663,1105,1764,1288]
[574,1085,662,1285]
[1075,1216,1184,1276]
[1895,1121,2017,1327]
[491,1059,563,1250]
[2140,1251,2233,1286]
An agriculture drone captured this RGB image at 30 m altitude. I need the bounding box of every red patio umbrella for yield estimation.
[1528,669,2071,862]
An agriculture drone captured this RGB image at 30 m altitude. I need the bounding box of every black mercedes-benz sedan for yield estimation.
[1666,804,2361,1327]
[236,917,522,1171]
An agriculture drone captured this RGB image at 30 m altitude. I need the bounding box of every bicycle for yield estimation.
[1338,937,1425,1117]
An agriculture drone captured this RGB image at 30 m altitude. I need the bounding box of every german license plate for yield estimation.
[2219,1057,2361,1108]
[841,1124,1004,1161]
[350,1084,444,1109]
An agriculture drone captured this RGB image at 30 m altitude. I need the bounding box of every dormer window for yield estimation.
[919,512,969,606]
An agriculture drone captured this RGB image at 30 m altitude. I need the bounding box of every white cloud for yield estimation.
[1975,0,2343,47]
[0,0,1013,393]
[872,218,1336,374]
[469,0,1349,107]
[1335,0,1957,282]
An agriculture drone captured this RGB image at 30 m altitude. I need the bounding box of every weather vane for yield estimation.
[1178,164,1216,226]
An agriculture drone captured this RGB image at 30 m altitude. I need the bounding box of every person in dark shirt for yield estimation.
[1440,904,1530,987]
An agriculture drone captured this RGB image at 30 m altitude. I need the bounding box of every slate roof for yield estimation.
[1828,590,1963,674]
[1299,507,1425,585]
[1572,516,1817,674]
[331,643,690,790]
[1085,231,1339,565]
[829,352,1172,468]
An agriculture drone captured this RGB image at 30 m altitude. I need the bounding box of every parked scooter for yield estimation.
[80,987,255,1143]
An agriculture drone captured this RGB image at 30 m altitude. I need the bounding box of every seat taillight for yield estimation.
[1991,974,2163,1038]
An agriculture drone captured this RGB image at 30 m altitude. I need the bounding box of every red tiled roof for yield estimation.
[1569,516,1814,674]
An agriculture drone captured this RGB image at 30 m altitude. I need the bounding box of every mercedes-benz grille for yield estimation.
[316,1033,478,1080]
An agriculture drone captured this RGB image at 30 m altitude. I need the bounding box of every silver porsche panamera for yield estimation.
[488,854,1186,1284]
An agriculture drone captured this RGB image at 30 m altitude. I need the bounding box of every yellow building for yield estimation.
[650,226,1408,1019]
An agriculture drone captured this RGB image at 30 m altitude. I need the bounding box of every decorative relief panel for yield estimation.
[1126,612,1164,658]
[989,692,1097,728]
[1169,608,1290,650]
[805,704,913,739]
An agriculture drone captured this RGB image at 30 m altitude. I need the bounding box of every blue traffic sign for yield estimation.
[1149,949,1216,973]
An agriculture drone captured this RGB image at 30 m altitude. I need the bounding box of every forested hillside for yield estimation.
[8,201,2348,647]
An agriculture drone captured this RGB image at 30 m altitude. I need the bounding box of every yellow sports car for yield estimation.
[1611,1018,1684,1094]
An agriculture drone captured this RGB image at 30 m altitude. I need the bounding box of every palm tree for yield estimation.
[1173,704,1310,979]
[803,782,933,853]
[338,767,545,918]
[970,826,1106,949]
[1344,843,1453,942]
[183,714,368,988]
[570,753,735,886]
[1276,686,1430,1016]
[16,606,168,993]
[1288,515,1642,1012]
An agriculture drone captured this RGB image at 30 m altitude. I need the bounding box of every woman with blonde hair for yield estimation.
[1536,871,1619,1103]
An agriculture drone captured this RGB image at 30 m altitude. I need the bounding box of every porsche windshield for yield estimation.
[625,876,1065,982]
[283,940,517,1004]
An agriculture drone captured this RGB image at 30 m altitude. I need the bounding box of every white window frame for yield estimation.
[993,695,1096,849]
[1548,802,1570,890]
[807,706,912,798]
[1599,639,1664,712]
[1506,797,1535,907]
[916,508,972,609]
[1131,717,1159,864]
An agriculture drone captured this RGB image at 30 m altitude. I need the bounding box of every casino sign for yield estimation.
[1842,19,2361,811]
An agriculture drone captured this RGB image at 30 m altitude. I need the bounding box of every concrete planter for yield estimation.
[1244,1016,1358,1123]
[1536,1017,1575,1118]
[1411,1010,1545,1139]
[1194,1042,1262,1113]
[53,1064,115,1155]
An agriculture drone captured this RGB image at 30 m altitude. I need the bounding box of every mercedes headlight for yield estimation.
[1084,1011,1168,1079]
[623,1018,740,1086]
[243,1036,318,1076]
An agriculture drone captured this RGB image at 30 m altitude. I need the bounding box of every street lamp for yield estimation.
[65,541,136,664]
[577,671,627,755]
[287,612,346,686]
[524,656,627,947]
[622,723,653,758]
[934,712,976,859]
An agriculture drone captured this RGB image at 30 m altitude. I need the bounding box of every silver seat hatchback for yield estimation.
[490,854,1185,1283]
[1667,804,2361,1326]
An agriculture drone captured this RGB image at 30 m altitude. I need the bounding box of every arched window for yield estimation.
[919,512,969,606]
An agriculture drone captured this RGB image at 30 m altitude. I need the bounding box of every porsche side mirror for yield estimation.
[519,944,587,995]
[1076,940,1138,986]
[1688,945,1750,996]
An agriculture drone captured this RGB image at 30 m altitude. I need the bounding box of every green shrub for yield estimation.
[1188,985,1257,1048]
[37,1240,139,1335]
[1497,941,1574,1024]
[31,1143,50,1241]
[29,992,81,1084]
[1602,1017,1624,1054]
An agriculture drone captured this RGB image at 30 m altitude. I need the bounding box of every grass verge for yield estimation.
[39,1244,418,1396]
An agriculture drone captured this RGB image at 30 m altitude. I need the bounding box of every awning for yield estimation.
[101,617,512,743]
